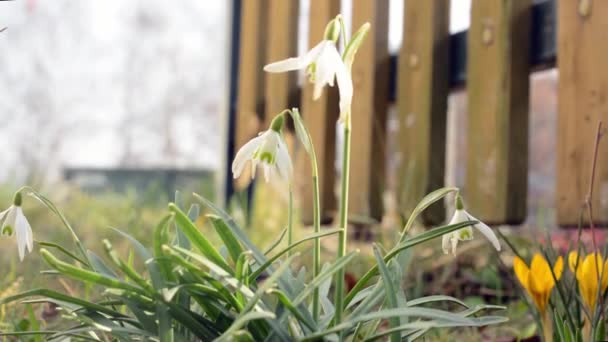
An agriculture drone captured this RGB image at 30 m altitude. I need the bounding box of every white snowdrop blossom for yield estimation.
[1,194,34,261]
[442,207,501,255]
[264,40,353,115]
[232,128,292,183]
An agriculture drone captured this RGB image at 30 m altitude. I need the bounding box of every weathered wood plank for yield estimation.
[349,0,390,222]
[296,0,341,224]
[466,0,531,224]
[396,0,450,224]
[264,0,300,125]
[234,0,268,190]
[557,0,608,225]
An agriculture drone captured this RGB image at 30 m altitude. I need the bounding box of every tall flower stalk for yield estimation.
[262,14,370,330]
[287,108,323,321]
[333,21,370,327]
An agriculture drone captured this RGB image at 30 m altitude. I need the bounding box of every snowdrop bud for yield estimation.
[455,194,464,210]
[323,17,340,43]
[270,113,285,133]
[13,192,22,206]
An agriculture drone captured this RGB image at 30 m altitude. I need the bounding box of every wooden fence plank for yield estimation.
[234,0,268,190]
[264,0,300,125]
[396,0,450,224]
[557,0,608,225]
[349,0,390,222]
[466,0,531,224]
[296,0,341,224]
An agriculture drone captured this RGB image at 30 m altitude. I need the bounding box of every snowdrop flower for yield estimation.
[0,192,34,261]
[264,19,352,115]
[232,114,292,183]
[442,195,501,255]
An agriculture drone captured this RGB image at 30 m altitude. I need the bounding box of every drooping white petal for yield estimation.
[232,135,264,178]
[442,233,451,255]
[16,207,33,254]
[262,163,271,183]
[467,212,501,251]
[312,45,338,100]
[264,57,309,73]
[264,41,329,73]
[15,216,26,261]
[334,57,353,114]
[275,139,293,181]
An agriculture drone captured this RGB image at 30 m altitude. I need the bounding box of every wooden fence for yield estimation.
[225,0,608,227]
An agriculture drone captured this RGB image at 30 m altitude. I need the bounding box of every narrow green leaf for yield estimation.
[216,312,276,342]
[263,227,287,255]
[87,250,118,279]
[37,241,88,265]
[372,245,399,342]
[40,249,146,295]
[400,187,459,241]
[169,203,232,273]
[0,289,127,318]
[209,214,244,264]
[406,295,469,308]
[345,220,475,307]
[249,228,343,282]
[111,227,165,290]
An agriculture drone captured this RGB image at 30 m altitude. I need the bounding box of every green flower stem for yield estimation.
[334,115,351,328]
[288,186,294,255]
[311,144,321,322]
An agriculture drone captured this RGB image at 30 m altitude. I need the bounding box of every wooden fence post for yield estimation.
[348,0,390,223]
[397,0,451,224]
[264,0,300,125]
[466,0,531,224]
[557,0,608,225]
[234,0,268,190]
[296,0,341,224]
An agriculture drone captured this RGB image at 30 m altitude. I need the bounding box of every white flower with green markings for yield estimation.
[0,192,34,261]
[264,18,352,116]
[231,115,292,183]
[442,195,501,255]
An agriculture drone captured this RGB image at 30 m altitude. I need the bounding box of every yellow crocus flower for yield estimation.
[513,254,564,314]
[568,252,608,312]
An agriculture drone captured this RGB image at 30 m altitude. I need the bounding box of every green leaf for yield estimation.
[37,241,88,265]
[294,251,358,307]
[264,227,287,255]
[40,249,146,295]
[400,187,459,241]
[0,289,127,318]
[216,312,276,342]
[169,203,232,273]
[87,250,118,279]
[345,220,475,307]
[209,214,244,264]
[406,295,469,308]
[372,245,399,342]
[166,246,257,304]
[249,228,342,282]
[153,215,174,281]
[301,307,478,341]
[111,227,165,290]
